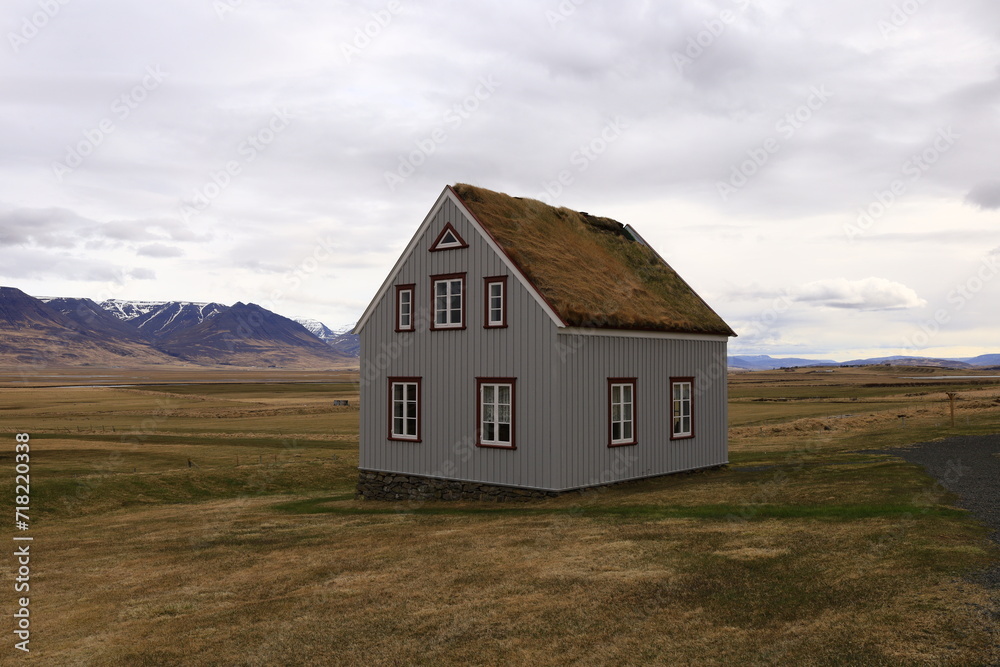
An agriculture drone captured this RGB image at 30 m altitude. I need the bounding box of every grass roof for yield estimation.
[452,184,736,336]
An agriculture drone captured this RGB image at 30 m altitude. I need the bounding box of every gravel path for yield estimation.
[876,433,1000,589]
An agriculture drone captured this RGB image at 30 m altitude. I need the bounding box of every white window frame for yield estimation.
[671,378,693,439]
[477,378,515,448]
[609,379,636,446]
[395,285,414,332]
[389,378,420,441]
[431,274,465,329]
[484,276,507,328]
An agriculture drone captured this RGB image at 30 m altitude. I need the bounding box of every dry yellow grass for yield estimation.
[0,365,997,665]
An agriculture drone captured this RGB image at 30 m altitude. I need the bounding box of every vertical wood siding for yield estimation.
[555,334,729,490]
[359,198,558,490]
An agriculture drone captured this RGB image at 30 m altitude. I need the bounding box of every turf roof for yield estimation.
[452,183,736,336]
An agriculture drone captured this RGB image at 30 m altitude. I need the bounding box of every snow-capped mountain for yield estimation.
[293,318,359,357]
[100,299,174,321]
[294,318,338,341]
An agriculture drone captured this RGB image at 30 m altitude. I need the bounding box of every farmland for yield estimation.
[1,365,998,665]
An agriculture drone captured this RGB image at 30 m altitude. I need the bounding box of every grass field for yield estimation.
[1,365,999,665]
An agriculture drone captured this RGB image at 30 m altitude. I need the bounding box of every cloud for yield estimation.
[965,181,1000,209]
[792,278,926,311]
[137,243,183,258]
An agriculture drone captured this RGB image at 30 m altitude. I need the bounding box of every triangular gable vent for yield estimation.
[429,222,468,251]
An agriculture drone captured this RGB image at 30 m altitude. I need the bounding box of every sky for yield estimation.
[1,0,998,360]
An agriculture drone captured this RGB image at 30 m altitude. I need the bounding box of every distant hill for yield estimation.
[0,288,355,369]
[963,354,1000,366]
[729,353,997,371]
[728,355,837,371]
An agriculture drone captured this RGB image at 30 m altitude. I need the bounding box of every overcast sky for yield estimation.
[2,0,998,359]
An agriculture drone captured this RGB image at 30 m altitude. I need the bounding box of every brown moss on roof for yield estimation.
[452,183,736,336]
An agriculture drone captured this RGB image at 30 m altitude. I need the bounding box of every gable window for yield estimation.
[608,378,637,447]
[431,273,465,330]
[395,284,414,332]
[388,377,421,441]
[671,377,694,439]
[483,276,508,328]
[477,378,515,448]
[429,222,468,251]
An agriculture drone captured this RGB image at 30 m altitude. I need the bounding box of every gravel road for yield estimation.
[878,433,1000,589]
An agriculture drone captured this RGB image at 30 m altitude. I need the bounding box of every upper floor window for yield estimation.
[608,378,637,446]
[395,284,414,332]
[484,276,508,328]
[431,273,466,330]
[429,223,468,251]
[671,378,694,439]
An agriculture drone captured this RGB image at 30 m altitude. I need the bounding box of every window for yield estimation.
[388,377,421,441]
[608,378,637,446]
[431,273,465,330]
[395,284,414,332]
[483,276,507,328]
[429,222,468,251]
[477,378,515,448]
[671,378,694,439]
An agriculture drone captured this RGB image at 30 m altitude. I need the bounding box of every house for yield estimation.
[354,184,736,500]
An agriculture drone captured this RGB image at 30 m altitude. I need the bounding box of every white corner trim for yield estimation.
[559,327,730,342]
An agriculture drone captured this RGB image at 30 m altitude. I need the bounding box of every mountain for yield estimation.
[42,297,151,343]
[294,318,338,341]
[0,288,356,369]
[0,288,178,367]
[157,302,349,368]
[130,301,227,339]
[294,319,360,358]
[100,299,171,321]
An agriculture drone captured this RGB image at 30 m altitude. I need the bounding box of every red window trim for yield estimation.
[607,377,638,447]
[387,376,422,442]
[483,275,508,329]
[429,222,469,252]
[475,377,516,449]
[430,272,467,331]
[670,376,695,441]
[394,284,415,332]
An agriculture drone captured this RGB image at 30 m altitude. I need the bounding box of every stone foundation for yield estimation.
[356,465,726,502]
[356,470,562,502]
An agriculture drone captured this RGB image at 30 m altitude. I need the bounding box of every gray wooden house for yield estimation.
[354,184,736,500]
